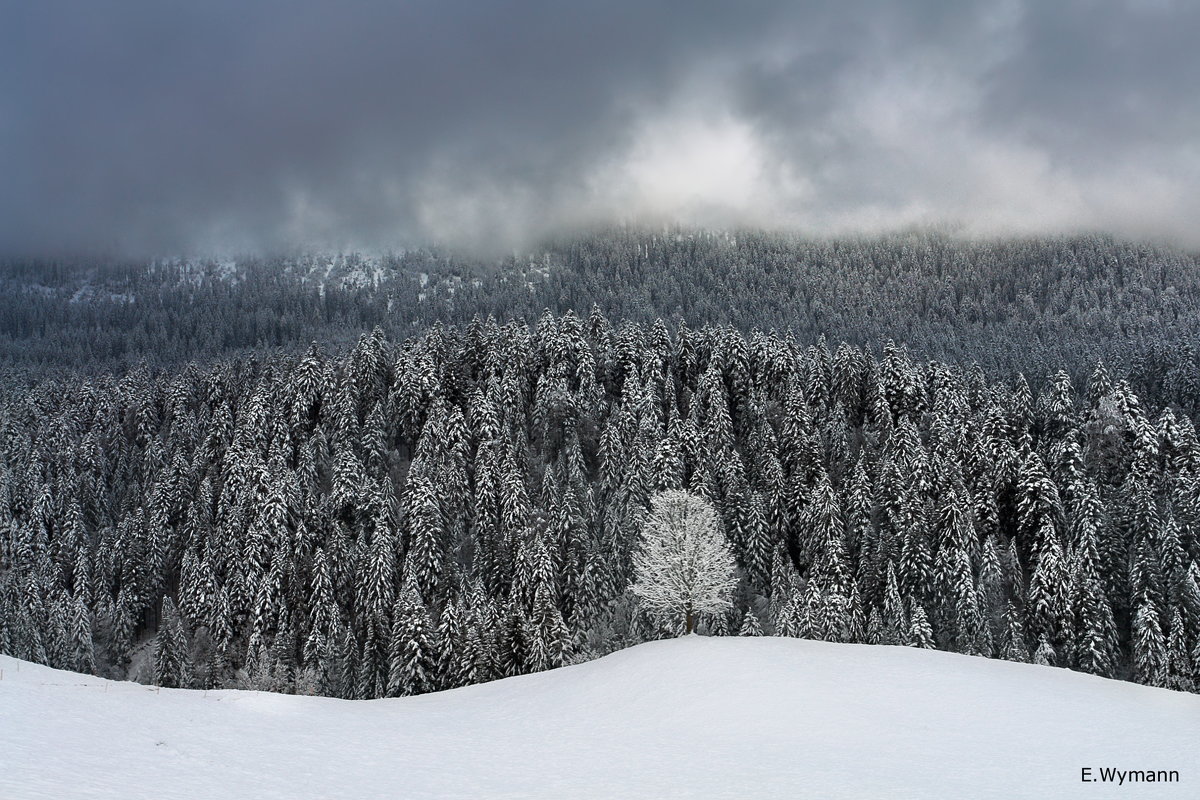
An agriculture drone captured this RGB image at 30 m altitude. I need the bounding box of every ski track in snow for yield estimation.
[3,636,1198,799]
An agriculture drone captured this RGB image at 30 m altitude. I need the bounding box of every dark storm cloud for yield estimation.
[2,0,1198,256]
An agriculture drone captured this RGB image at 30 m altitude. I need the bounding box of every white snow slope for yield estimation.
[2,636,1197,799]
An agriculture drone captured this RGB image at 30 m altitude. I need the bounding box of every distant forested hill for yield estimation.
[1,230,1197,410]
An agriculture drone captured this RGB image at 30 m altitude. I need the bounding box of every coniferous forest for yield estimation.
[1,230,1199,698]
[3,231,1199,413]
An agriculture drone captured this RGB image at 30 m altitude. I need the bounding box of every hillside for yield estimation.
[3,636,1196,799]
[3,233,1198,413]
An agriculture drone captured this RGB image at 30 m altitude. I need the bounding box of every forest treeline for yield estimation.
[2,230,1198,412]
[1,313,1198,696]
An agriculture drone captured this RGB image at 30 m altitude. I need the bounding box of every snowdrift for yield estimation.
[2,637,1197,799]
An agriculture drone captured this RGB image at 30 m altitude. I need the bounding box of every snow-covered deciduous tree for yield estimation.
[632,490,736,635]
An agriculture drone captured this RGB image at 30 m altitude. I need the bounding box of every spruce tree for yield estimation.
[387,583,435,697]
[1166,609,1194,692]
[1033,635,1057,667]
[865,608,886,645]
[1133,601,1167,688]
[909,603,935,649]
[999,602,1030,663]
[738,609,764,636]
[882,565,908,646]
[1028,535,1070,653]
[525,584,569,672]
[69,594,95,675]
[435,599,467,690]
[153,597,189,689]
[1070,517,1118,678]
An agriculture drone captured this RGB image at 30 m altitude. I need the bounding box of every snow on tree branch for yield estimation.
[632,490,737,635]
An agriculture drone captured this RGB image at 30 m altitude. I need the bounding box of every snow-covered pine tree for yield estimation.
[977,534,1005,633]
[434,598,466,690]
[496,600,528,678]
[1133,601,1167,688]
[909,602,935,649]
[882,564,908,646]
[1033,635,1057,667]
[386,582,435,697]
[68,593,95,674]
[738,609,764,636]
[525,583,569,672]
[1028,534,1070,653]
[898,521,934,618]
[404,471,446,606]
[773,589,802,638]
[1070,498,1118,677]
[153,597,190,688]
[999,602,1030,663]
[1166,608,1193,693]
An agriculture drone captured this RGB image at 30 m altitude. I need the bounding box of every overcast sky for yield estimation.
[2,0,1198,256]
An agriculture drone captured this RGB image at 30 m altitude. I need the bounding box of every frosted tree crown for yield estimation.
[632,490,737,631]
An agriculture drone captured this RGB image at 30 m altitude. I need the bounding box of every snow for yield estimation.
[3,637,1197,799]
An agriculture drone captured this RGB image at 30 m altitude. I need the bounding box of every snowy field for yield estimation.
[2,636,1197,799]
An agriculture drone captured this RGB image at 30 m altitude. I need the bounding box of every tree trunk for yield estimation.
[685,609,695,635]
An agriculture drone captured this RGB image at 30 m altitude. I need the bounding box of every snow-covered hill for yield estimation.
[2,637,1196,799]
